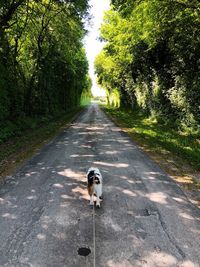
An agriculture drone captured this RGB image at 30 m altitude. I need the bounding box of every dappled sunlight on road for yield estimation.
[52,183,64,189]
[2,213,17,219]
[179,212,199,221]
[147,192,168,204]
[70,154,95,158]
[72,186,89,201]
[60,194,74,200]
[58,168,85,182]
[122,189,137,197]
[37,233,46,241]
[93,161,129,168]
[104,150,119,155]
[0,104,199,267]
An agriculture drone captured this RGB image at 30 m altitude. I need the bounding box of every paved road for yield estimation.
[0,103,200,267]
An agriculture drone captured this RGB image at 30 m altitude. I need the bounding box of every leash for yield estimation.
[89,174,97,266]
[92,200,96,267]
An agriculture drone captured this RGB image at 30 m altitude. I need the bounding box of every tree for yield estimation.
[95,0,200,128]
[0,0,91,123]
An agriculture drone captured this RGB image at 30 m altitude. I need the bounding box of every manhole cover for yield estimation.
[78,247,91,257]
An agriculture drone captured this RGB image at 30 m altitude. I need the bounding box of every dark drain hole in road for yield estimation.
[78,247,91,257]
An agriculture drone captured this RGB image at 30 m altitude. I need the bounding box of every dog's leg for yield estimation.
[90,195,94,205]
[98,184,103,201]
[96,186,102,208]
[88,185,94,205]
[96,196,100,208]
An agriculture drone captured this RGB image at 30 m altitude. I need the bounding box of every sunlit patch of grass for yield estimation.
[80,98,91,106]
[103,106,200,171]
[103,106,200,206]
[174,175,193,184]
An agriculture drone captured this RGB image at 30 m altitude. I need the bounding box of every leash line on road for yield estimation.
[92,203,96,267]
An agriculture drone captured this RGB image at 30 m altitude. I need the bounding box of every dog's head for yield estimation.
[88,170,101,185]
[94,175,100,184]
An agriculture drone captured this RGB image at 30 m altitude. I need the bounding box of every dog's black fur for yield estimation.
[87,170,95,186]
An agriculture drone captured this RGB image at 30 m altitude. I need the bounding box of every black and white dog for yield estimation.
[87,167,103,208]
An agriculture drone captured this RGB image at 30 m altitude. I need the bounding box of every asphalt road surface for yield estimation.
[0,103,200,267]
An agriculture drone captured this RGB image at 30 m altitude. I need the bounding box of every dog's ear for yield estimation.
[88,170,94,177]
[88,175,94,186]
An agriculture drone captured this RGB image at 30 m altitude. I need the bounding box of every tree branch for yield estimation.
[0,0,26,28]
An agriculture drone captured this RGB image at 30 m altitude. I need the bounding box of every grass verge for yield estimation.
[103,106,200,207]
[0,108,84,183]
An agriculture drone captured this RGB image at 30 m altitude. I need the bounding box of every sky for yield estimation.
[84,0,110,96]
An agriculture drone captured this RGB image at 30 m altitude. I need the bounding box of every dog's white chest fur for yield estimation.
[87,167,103,208]
[93,183,102,197]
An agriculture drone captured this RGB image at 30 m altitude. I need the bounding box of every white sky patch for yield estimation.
[84,0,110,96]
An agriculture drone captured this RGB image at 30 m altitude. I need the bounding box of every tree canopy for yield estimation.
[95,0,200,130]
[0,0,91,123]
